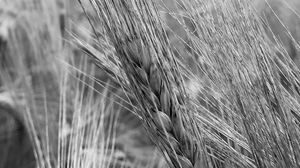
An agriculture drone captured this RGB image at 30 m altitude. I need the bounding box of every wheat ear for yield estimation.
[89,0,201,167]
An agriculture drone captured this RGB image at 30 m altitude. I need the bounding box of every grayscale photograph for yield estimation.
[0,0,300,167]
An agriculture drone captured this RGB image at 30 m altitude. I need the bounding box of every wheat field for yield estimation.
[0,0,300,168]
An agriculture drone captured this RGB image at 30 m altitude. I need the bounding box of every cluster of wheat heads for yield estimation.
[78,0,300,167]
